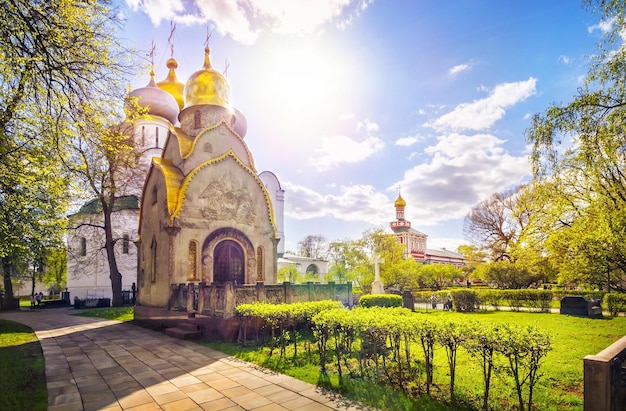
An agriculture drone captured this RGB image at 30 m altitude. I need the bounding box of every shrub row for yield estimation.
[236,301,552,410]
[358,294,402,308]
[311,306,551,411]
[413,289,611,312]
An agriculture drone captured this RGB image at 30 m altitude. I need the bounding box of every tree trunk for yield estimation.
[2,258,18,309]
[103,205,123,307]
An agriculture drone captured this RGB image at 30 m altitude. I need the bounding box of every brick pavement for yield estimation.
[0,308,374,411]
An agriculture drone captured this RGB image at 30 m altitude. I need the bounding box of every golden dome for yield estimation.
[157,58,185,110]
[183,47,230,110]
[394,193,406,208]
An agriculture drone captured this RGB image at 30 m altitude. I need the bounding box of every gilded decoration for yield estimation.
[199,178,257,225]
[171,150,276,235]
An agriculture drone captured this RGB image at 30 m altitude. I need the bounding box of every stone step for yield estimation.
[165,321,201,340]
[177,322,200,332]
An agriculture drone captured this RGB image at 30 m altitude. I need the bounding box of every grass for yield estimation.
[72,306,135,321]
[0,319,47,411]
[203,310,626,411]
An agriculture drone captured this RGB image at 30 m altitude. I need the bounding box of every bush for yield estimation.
[450,290,479,312]
[604,293,626,317]
[359,294,402,308]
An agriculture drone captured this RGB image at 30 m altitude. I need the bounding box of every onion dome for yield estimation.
[184,47,231,110]
[394,193,406,208]
[157,58,185,110]
[128,69,179,125]
[232,107,247,138]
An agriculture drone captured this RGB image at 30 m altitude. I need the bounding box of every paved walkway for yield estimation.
[0,308,373,411]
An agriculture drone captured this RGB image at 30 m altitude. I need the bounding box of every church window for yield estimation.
[188,241,198,280]
[256,247,264,281]
[306,264,319,275]
[194,110,201,128]
[141,126,145,146]
[213,240,244,284]
[155,127,159,148]
[204,142,212,153]
[122,234,129,254]
[79,237,87,257]
[150,237,157,282]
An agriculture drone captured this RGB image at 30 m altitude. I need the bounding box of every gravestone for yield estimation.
[560,296,602,318]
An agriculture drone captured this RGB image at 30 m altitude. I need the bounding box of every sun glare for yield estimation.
[265,41,348,116]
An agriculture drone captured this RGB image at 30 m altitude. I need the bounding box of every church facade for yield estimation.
[66,48,285,302]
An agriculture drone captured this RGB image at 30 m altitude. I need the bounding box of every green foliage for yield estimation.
[449,290,478,312]
[0,0,132,305]
[0,319,47,410]
[358,294,402,308]
[604,293,626,317]
[278,264,302,284]
[524,1,626,292]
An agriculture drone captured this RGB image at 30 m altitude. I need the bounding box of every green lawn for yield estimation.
[72,306,135,321]
[0,319,47,411]
[204,310,626,411]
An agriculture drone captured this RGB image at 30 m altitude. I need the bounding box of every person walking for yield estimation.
[35,292,42,308]
[430,293,437,309]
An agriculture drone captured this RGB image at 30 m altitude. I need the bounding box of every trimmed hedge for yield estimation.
[604,293,626,317]
[450,290,479,312]
[359,294,402,308]
[412,288,613,312]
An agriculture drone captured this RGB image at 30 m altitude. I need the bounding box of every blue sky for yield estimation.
[118,0,605,253]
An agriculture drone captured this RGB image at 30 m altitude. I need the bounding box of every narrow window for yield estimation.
[122,234,129,254]
[194,110,201,128]
[188,241,197,280]
[150,238,157,282]
[80,237,87,257]
[141,126,145,146]
[155,127,159,148]
[256,247,264,281]
[151,185,157,205]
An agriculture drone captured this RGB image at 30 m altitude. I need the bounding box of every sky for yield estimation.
[116,0,607,253]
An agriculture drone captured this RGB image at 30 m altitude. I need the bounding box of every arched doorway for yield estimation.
[213,240,244,284]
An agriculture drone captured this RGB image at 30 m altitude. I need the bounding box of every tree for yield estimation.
[525,0,626,290]
[463,187,526,262]
[298,234,327,259]
[0,1,131,306]
[278,264,302,283]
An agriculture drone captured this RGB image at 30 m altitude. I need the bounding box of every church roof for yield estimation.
[157,58,185,110]
[128,70,179,125]
[76,196,139,215]
[183,47,231,110]
[394,193,406,208]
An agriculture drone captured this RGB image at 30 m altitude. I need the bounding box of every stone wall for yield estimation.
[166,281,352,318]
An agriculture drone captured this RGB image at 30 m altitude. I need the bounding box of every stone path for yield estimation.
[0,308,373,411]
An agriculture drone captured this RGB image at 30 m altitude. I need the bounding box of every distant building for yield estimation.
[389,193,465,268]
[277,253,329,278]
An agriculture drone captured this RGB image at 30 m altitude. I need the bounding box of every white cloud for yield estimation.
[356,118,379,133]
[449,63,471,76]
[428,78,537,131]
[125,0,371,44]
[558,55,572,65]
[393,132,530,225]
[588,18,614,34]
[284,182,390,223]
[395,135,421,146]
[311,134,385,171]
